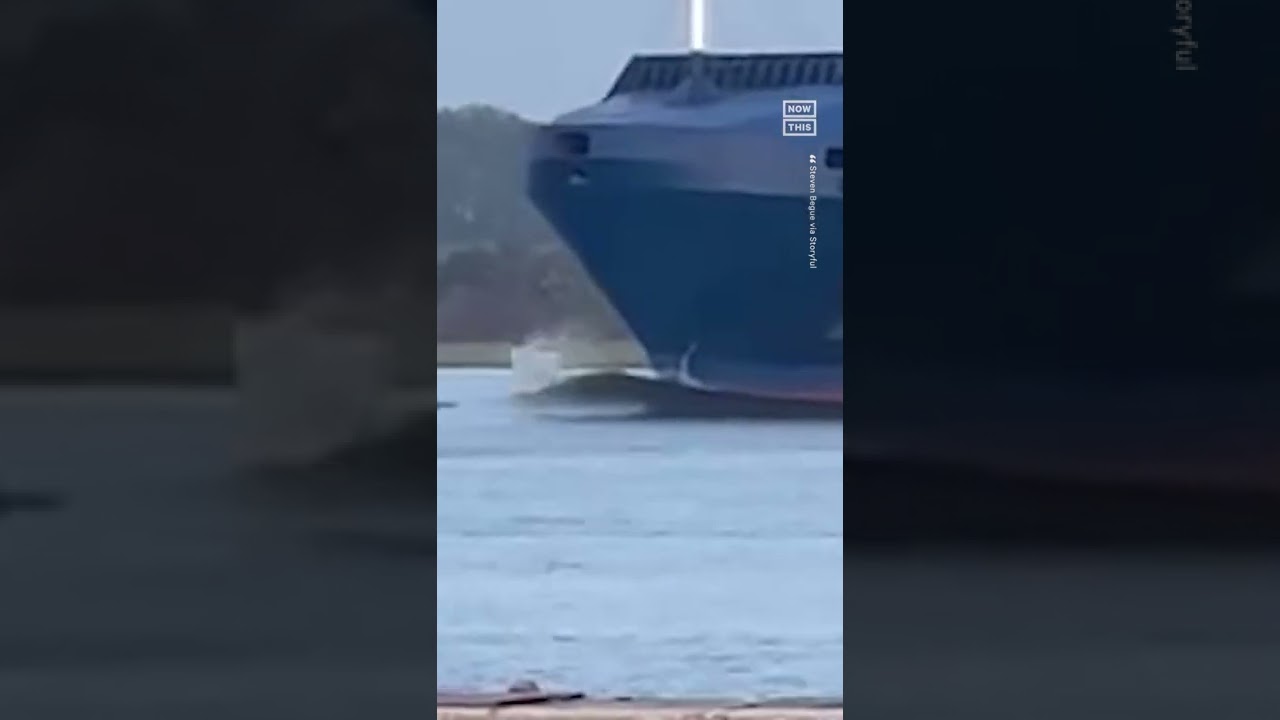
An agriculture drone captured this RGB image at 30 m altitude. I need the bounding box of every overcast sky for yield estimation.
[436,0,843,121]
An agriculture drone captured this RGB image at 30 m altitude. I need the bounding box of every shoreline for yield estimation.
[437,696,842,720]
[436,340,644,368]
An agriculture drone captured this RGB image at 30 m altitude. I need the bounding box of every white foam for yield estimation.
[510,340,564,395]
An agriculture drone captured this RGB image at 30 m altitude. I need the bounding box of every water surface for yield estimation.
[437,368,844,696]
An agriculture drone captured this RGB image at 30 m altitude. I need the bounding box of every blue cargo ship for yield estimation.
[528,52,843,402]
[526,0,1280,487]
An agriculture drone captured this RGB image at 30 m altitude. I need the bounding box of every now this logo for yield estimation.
[783,99,817,137]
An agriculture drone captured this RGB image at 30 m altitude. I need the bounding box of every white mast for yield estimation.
[689,0,706,51]
[676,0,712,102]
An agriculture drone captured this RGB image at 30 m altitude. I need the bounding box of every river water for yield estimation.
[436,368,844,697]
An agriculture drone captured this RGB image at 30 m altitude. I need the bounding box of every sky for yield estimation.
[435,0,844,121]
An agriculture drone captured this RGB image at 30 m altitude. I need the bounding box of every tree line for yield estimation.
[435,105,624,342]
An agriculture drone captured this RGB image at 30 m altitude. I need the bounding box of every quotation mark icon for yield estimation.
[809,154,817,164]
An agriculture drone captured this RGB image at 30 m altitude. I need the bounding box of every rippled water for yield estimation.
[436,369,844,696]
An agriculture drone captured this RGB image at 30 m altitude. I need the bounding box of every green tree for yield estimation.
[436,105,558,252]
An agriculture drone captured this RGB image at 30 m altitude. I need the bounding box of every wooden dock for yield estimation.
[437,691,842,720]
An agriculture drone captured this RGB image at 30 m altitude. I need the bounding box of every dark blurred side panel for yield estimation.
[840,0,1280,519]
[0,0,433,309]
[848,4,1280,718]
[844,0,1280,379]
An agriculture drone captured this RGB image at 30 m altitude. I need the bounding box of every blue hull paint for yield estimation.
[528,53,844,401]
[530,167,842,393]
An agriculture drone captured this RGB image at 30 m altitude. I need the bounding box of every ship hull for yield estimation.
[530,159,842,401]
[528,54,845,402]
